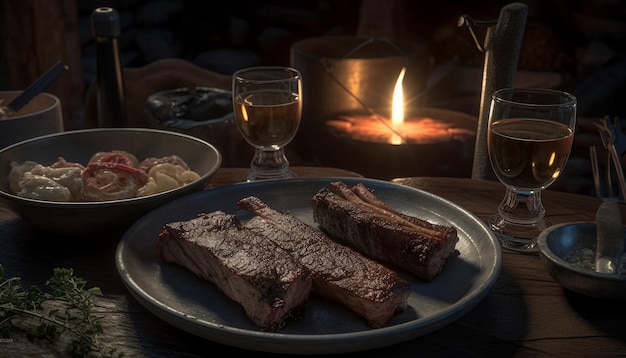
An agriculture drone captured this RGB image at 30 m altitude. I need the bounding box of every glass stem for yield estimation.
[498,188,546,225]
[245,147,295,181]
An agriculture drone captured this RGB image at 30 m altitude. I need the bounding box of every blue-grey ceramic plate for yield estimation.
[115,177,500,354]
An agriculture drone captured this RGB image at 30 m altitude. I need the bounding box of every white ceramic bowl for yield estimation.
[0,128,221,237]
[537,221,626,300]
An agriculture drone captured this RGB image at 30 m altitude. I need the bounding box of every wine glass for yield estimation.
[232,66,302,181]
[487,88,577,252]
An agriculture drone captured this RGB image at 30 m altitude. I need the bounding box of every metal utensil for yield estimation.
[0,61,67,118]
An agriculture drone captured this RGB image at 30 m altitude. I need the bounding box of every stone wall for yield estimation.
[79,0,361,85]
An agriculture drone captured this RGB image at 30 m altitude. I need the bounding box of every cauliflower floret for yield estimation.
[8,160,39,194]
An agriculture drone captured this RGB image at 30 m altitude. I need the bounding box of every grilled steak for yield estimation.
[157,211,312,331]
[311,181,459,281]
[238,196,410,328]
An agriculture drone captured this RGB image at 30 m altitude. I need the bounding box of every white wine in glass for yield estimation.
[487,88,576,252]
[232,66,302,181]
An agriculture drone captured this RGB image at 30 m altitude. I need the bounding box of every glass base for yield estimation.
[243,167,296,182]
[488,214,550,253]
[243,147,296,182]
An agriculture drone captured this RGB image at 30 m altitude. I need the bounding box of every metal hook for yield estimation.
[457,14,498,52]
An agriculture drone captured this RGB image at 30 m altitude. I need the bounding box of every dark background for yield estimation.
[1,0,625,196]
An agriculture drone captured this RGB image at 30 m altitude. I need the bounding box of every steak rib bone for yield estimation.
[330,181,449,239]
[238,196,410,328]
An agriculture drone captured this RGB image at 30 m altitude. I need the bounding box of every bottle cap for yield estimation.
[91,7,121,37]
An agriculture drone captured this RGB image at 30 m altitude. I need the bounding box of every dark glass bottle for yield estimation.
[91,7,127,127]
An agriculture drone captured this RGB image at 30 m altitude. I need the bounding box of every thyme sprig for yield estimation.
[0,264,121,357]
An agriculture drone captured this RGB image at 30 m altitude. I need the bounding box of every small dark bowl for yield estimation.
[0,128,221,238]
[537,221,626,300]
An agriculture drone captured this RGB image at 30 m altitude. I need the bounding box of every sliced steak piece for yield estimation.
[238,196,410,328]
[157,211,312,332]
[311,181,459,282]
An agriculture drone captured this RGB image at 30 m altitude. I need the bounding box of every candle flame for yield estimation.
[391,67,406,125]
[390,67,406,144]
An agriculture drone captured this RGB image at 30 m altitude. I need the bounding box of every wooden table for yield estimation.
[1,168,624,357]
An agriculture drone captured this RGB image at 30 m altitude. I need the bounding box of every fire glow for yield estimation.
[326,68,475,145]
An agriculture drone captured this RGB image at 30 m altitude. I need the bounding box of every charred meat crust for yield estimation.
[238,196,410,328]
[311,182,459,282]
[157,211,311,332]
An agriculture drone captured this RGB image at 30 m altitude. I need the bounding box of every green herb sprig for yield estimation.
[0,264,121,357]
